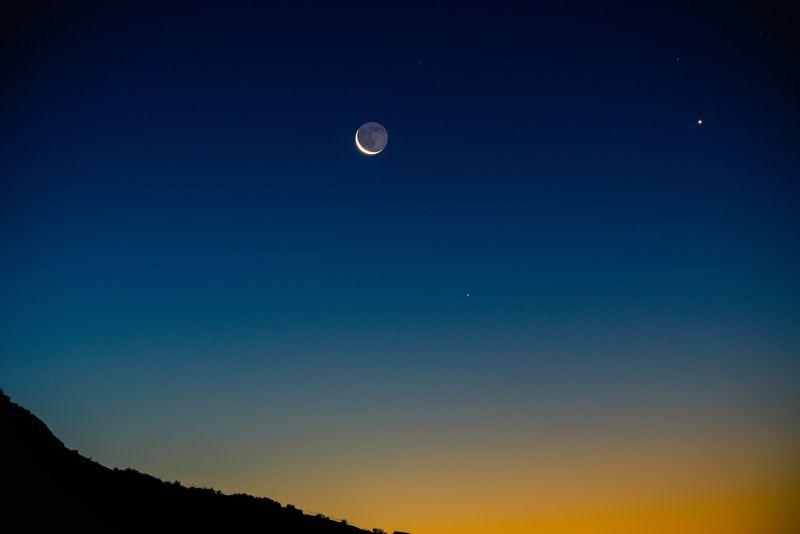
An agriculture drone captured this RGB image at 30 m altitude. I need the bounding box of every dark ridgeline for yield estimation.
[0,389,400,534]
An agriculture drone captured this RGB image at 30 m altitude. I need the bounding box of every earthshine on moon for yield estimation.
[355,122,388,156]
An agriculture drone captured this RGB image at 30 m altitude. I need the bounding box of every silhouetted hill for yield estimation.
[0,389,380,533]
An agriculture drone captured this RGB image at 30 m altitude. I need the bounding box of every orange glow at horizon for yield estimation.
[184,421,800,534]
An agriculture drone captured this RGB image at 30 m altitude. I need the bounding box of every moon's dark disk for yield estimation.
[355,122,388,155]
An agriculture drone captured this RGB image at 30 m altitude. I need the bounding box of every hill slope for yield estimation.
[0,389,376,533]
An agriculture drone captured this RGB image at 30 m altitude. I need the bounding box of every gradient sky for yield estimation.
[2,2,799,533]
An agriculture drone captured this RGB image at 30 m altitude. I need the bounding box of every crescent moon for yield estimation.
[355,130,382,156]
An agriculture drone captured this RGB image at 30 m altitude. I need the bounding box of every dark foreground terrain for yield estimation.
[0,389,382,533]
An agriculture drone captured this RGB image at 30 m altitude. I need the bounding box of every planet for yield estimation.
[355,122,388,156]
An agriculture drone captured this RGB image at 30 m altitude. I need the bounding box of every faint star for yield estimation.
[697,119,703,125]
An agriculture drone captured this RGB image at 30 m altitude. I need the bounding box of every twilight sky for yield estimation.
[1,2,799,533]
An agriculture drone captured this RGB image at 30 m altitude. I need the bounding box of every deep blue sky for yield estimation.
[1,2,799,532]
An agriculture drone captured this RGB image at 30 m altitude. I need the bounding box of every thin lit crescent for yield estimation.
[355,130,382,156]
